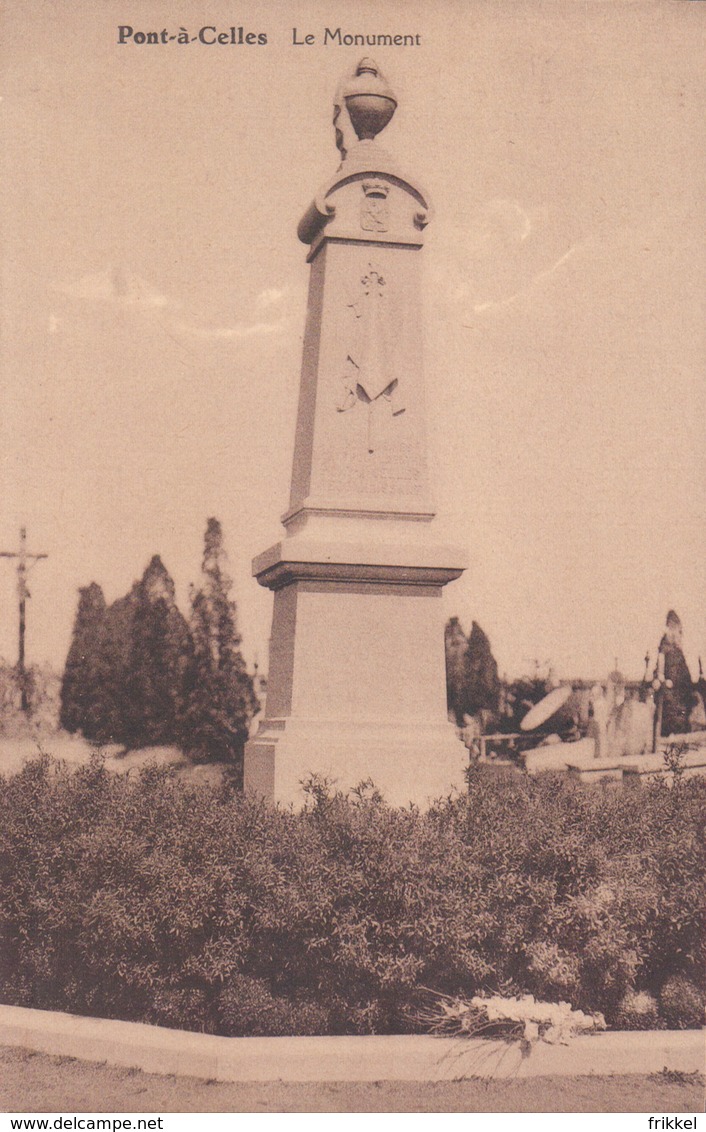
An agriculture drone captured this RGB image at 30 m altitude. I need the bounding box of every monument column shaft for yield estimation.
[287,239,432,525]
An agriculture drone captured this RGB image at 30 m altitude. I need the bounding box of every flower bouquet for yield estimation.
[415,991,606,1049]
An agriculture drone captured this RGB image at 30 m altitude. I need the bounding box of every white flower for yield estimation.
[463,994,604,1046]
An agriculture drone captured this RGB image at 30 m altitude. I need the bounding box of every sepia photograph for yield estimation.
[1,0,704,1118]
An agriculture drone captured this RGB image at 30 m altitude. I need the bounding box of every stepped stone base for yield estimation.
[245,718,466,807]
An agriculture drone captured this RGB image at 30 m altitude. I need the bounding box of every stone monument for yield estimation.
[654,610,693,738]
[243,60,467,805]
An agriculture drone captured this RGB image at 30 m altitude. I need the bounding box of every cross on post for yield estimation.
[0,527,48,712]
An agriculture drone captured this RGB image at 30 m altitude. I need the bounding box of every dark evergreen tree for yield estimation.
[121,556,191,748]
[61,529,254,759]
[62,559,192,747]
[445,617,469,726]
[182,518,259,778]
[94,589,137,743]
[466,620,501,716]
[445,617,501,726]
[60,583,108,736]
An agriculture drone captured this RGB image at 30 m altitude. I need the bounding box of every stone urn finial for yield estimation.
[333,58,397,160]
[345,58,397,140]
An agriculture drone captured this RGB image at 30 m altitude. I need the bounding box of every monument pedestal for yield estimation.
[244,60,468,806]
[244,535,466,806]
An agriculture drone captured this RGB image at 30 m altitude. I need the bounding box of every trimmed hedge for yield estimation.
[0,755,703,1035]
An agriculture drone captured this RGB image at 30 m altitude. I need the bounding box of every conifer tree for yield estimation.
[445,616,501,725]
[466,620,501,716]
[60,582,108,736]
[87,585,146,744]
[121,556,191,747]
[445,617,470,726]
[182,519,258,776]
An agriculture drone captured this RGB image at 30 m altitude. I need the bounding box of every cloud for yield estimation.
[49,266,288,346]
[256,287,287,309]
[473,243,583,314]
[53,266,173,309]
[484,198,533,243]
[464,199,534,256]
[431,199,547,315]
[172,317,286,341]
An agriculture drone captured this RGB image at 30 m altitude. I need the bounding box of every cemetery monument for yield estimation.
[244,60,467,805]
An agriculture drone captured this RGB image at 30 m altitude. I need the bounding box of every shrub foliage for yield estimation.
[0,757,703,1035]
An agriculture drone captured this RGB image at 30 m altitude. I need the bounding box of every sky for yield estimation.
[1,0,704,682]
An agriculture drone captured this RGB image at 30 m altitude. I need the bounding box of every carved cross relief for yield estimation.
[338,261,405,454]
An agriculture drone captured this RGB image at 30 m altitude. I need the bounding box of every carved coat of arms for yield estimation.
[360,179,389,233]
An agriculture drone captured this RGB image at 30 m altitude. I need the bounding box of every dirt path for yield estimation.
[1,1047,703,1113]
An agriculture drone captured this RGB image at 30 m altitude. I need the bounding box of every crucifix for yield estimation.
[0,527,48,712]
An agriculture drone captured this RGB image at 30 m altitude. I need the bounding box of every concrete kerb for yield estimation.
[1,1005,704,1082]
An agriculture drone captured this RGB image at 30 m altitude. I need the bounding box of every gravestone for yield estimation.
[243,60,467,805]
